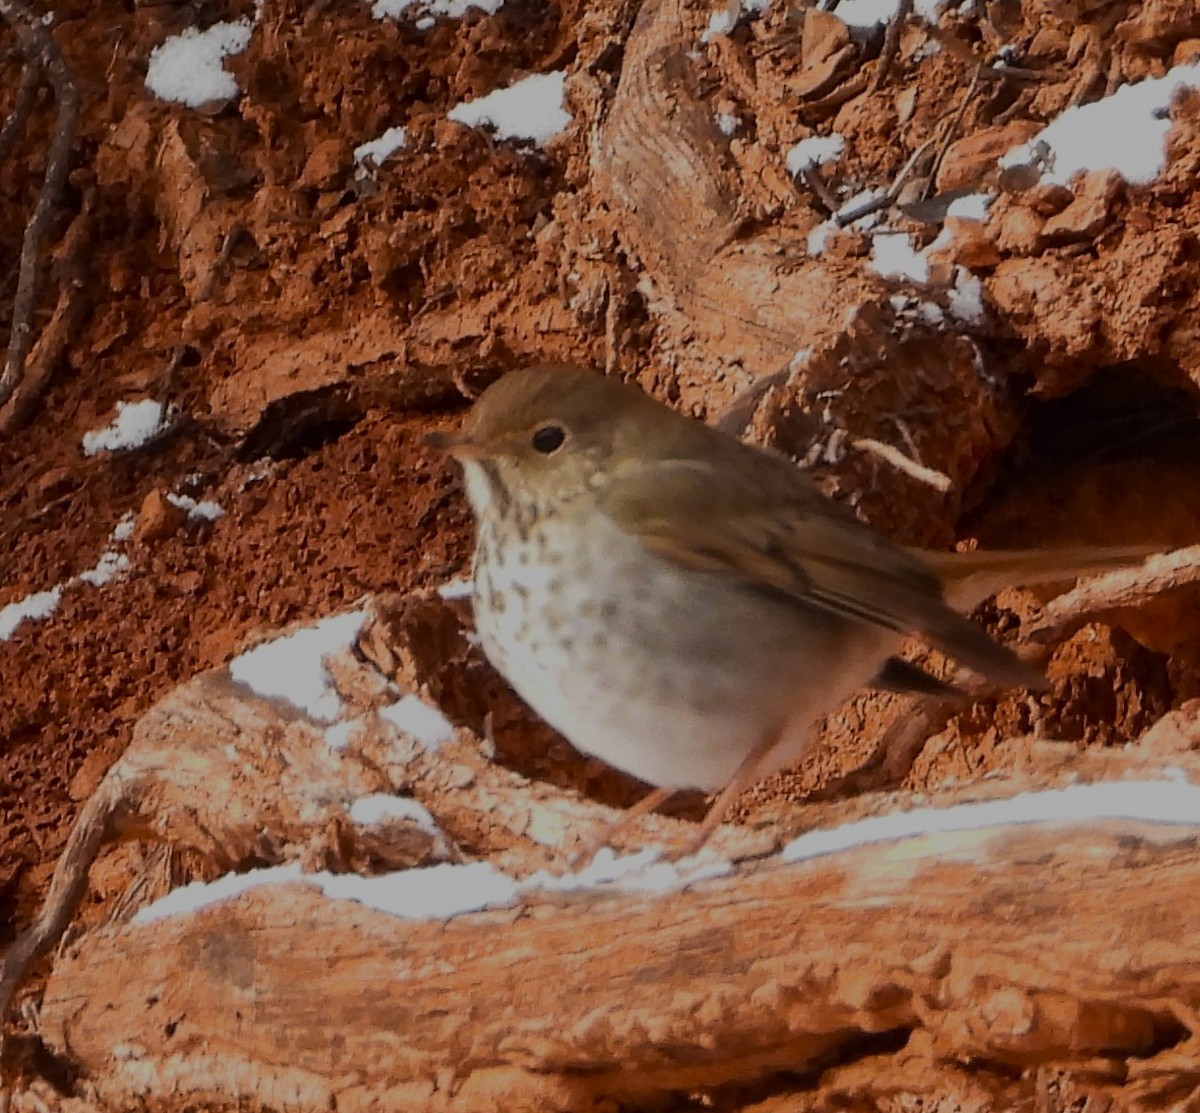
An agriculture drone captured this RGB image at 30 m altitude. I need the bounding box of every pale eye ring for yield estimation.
[530,424,566,454]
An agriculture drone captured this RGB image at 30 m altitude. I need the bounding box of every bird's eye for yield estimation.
[530,424,566,454]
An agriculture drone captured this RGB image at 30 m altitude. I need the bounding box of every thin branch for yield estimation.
[1026,545,1200,647]
[851,435,952,491]
[0,0,80,415]
[0,194,93,433]
[0,56,39,167]
[799,161,840,215]
[922,63,983,200]
[869,0,913,93]
[834,137,935,226]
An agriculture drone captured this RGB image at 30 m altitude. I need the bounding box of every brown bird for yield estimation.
[432,365,1150,855]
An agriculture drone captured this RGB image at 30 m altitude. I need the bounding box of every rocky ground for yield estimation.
[2,0,1200,1108]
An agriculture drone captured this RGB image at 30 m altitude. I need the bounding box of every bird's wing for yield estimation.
[600,459,1044,689]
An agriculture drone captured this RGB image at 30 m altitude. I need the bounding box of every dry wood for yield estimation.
[592,0,880,378]
[0,57,39,167]
[0,0,80,417]
[36,812,1200,1112]
[1028,545,1200,647]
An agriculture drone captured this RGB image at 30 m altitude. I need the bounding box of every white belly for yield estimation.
[473,512,892,792]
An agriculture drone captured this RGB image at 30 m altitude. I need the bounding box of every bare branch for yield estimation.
[851,435,953,491]
[0,0,81,415]
[0,56,39,167]
[868,0,913,93]
[1027,545,1200,647]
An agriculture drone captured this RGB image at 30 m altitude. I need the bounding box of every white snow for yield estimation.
[373,0,504,18]
[134,845,731,926]
[354,126,408,165]
[869,231,929,282]
[1001,62,1200,186]
[228,610,366,722]
[379,694,455,749]
[945,192,993,221]
[135,860,520,924]
[948,266,985,323]
[81,399,166,456]
[529,846,732,894]
[145,18,255,107]
[786,133,844,175]
[437,576,474,600]
[0,587,62,641]
[448,71,571,146]
[324,719,364,752]
[701,8,737,42]
[833,0,946,27]
[77,551,131,587]
[110,512,136,544]
[783,780,1200,863]
[349,794,440,833]
[166,493,225,521]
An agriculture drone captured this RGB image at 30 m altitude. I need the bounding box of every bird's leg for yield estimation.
[673,724,788,860]
[567,785,677,870]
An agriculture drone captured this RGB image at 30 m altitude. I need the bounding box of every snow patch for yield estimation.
[0,587,62,641]
[349,794,440,834]
[166,493,225,521]
[786,133,844,175]
[372,0,504,19]
[1001,62,1200,186]
[81,399,166,456]
[945,192,993,221]
[869,231,929,282]
[379,694,455,749]
[145,19,254,107]
[354,126,408,165]
[833,0,946,27]
[529,847,732,895]
[783,780,1200,864]
[448,71,571,146]
[77,551,131,587]
[437,577,474,600]
[135,861,520,924]
[228,610,367,722]
[948,266,985,323]
[324,719,364,752]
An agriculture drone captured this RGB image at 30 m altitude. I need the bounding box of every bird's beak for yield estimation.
[423,430,491,459]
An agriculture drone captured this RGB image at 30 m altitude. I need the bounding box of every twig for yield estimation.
[834,137,935,226]
[0,0,81,415]
[802,71,868,117]
[851,435,952,491]
[0,195,92,434]
[0,56,39,167]
[1026,545,1200,648]
[799,161,839,215]
[922,63,983,200]
[869,0,913,94]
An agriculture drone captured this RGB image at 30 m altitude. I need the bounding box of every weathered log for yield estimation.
[36,806,1200,1112]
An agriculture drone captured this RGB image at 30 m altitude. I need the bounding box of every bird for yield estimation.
[430,364,1151,855]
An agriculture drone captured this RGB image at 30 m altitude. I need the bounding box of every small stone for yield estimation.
[1028,26,1070,58]
[1024,183,1075,217]
[1042,170,1122,242]
[935,121,1042,192]
[802,9,850,68]
[993,203,1046,255]
[1175,39,1200,65]
[135,488,187,544]
[927,217,1002,270]
[299,138,350,190]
